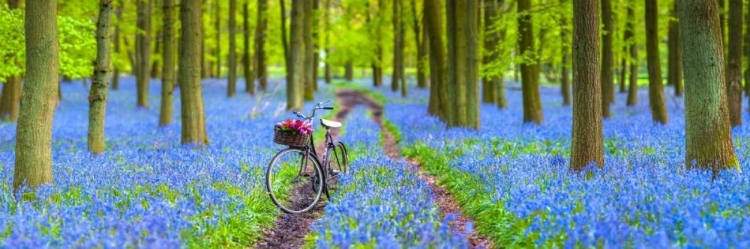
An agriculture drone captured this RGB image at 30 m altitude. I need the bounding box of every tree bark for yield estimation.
[136,0,152,108]
[281,0,291,87]
[324,0,332,84]
[180,0,209,145]
[160,0,174,126]
[518,0,543,124]
[560,0,571,106]
[151,28,162,79]
[425,0,450,122]
[371,0,384,87]
[570,0,603,171]
[89,0,114,154]
[680,0,739,173]
[726,0,742,127]
[668,2,684,96]
[312,0,320,92]
[413,0,427,88]
[112,1,123,90]
[253,0,266,92]
[601,0,613,117]
[14,0,59,192]
[482,0,497,104]
[745,0,750,96]
[214,0,222,78]
[227,0,237,97]
[303,0,314,101]
[392,0,404,93]
[645,0,668,124]
[345,61,354,81]
[244,2,255,94]
[625,4,638,106]
[288,0,305,110]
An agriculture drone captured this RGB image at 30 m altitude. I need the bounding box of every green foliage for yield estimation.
[0,5,24,82]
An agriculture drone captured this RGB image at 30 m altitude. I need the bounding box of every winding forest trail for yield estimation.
[256,89,490,248]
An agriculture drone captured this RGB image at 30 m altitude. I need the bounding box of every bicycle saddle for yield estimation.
[320,119,342,129]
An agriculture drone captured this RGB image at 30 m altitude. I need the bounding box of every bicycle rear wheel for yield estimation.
[266,148,324,214]
[325,141,349,197]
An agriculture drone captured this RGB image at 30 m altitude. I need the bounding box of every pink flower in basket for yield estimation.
[276,119,313,136]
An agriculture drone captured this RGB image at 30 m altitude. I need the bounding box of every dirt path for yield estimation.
[343,90,492,249]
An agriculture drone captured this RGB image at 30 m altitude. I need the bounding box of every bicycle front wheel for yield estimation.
[266,148,324,214]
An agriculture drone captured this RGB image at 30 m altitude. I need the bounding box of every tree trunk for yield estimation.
[645,0,668,124]
[214,0,221,78]
[136,0,152,108]
[14,0,58,192]
[745,0,750,96]
[253,0,266,92]
[280,0,292,90]
[719,0,726,47]
[465,0,479,126]
[180,0,209,145]
[680,0,739,174]
[425,0,450,121]
[0,75,21,122]
[727,0,742,127]
[370,0,383,87]
[303,0,314,101]
[227,0,237,97]
[446,0,479,128]
[619,54,627,93]
[570,0,603,171]
[312,0,320,92]
[112,1,123,90]
[345,61,354,81]
[413,0,427,88]
[625,5,638,106]
[482,0,497,104]
[151,29,162,79]
[601,0,613,118]
[559,0,571,106]
[288,0,305,110]
[324,0,332,84]
[518,0,543,124]
[668,2,684,96]
[160,0,175,126]
[244,2,255,94]
[392,0,404,92]
[89,0,114,154]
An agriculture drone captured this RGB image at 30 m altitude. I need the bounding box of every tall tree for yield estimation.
[136,0,152,108]
[645,0,668,124]
[111,1,123,90]
[214,0,222,78]
[625,4,638,106]
[570,0,603,171]
[392,0,404,93]
[280,0,291,88]
[324,0,332,84]
[14,0,59,192]
[667,1,683,96]
[601,0,613,118]
[727,0,743,126]
[518,0,543,124]
[446,0,479,128]
[288,0,305,110]
[255,0,268,91]
[89,0,114,154]
[0,0,22,122]
[370,0,384,87]
[243,2,255,95]
[303,0,314,101]
[679,0,739,173]
[312,0,320,92]
[160,0,175,126]
[745,0,750,96]
[180,0,209,145]
[227,0,237,97]
[482,0,497,104]
[425,0,450,121]
[412,0,428,88]
[560,0,571,106]
[344,61,354,81]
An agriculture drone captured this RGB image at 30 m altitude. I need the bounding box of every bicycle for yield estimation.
[266,101,349,214]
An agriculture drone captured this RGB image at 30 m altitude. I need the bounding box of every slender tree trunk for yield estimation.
[345,61,354,81]
[601,0,613,118]
[570,0,603,171]
[392,0,404,92]
[14,0,59,192]
[244,2,255,94]
[668,2,684,96]
[619,54,627,93]
[136,0,152,108]
[324,0,332,84]
[253,0,268,91]
[112,1,123,90]
[89,0,114,154]
[214,0,221,78]
[412,0,427,88]
[289,0,305,110]
[0,74,20,122]
[180,0,209,145]
[518,0,543,124]
[425,0,450,121]
[303,0,314,101]
[482,0,497,104]
[496,0,507,109]
[727,0,742,126]
[745,0,750,96]
[160,0,175,126]
[645,0,668,124]
[151,29,162,78]
[719,0,726,47]
[446,0,478,128]
[312,0,320,91]
[227,0,237,97]
[625,4,638,106]
[560,7,571,107]
[281,0,291,89]
[680,0,739,173]
[465,0,479,126]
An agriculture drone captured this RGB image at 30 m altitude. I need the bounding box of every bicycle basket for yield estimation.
[273,127,309,147]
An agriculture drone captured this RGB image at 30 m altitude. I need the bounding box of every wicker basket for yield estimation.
[273,127,309,147]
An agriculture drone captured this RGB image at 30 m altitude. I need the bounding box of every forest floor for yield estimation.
[257,89,489,248]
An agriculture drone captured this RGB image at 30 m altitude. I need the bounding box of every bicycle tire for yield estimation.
[324,141,349,198]
[266,148,324,214]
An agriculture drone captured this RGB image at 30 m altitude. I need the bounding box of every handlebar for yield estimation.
[293,101,334,120]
